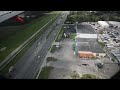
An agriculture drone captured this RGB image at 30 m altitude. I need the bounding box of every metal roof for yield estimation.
[76,38,104,53]
[98,21,109,28]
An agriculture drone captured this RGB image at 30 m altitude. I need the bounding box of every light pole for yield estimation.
[76,22,78,34]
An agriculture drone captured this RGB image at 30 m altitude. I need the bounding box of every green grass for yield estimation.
[80,74,99,79]
[0,38,35,76]
[50,45,57,53]
[38,66,53,79]
[55,26,64,42]
[71,71,99,79]
[71,71,80,79]
[69,33,76,39]
[96,40,105,48]
[0,11,61,63]
[46,57,57,62]
[0,12,60,76]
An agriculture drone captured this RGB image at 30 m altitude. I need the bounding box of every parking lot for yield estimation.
[47,38,103,79]
[89,21,120,63]
[77,23,96,34]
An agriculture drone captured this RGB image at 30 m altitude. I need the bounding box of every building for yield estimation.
[98,21,109,28]
[78,51,96,58]
[75,38,105,58]
[76,34,97,39]
[74,23,106,58]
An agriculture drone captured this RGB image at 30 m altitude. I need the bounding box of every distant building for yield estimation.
[76,34,97,39]
[98,21,109,28]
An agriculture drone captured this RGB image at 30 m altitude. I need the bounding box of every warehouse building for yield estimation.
[98,21,109,28]
[74,38,105,58]
[74,23,105,58]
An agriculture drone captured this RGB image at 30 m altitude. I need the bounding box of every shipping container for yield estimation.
[78,51,96,58]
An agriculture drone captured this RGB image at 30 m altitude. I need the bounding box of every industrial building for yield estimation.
[98,21,109,28]
[74,38,105,58]
[74,23,105,58]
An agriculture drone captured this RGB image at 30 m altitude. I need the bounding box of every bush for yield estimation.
[50,45,57,53]
[71,71,80,79]
[80,74,99,79]
[38,66,53,79]
[46,57,57,62]
[65,11,120,23]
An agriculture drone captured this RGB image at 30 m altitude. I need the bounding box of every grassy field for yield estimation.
[80,74,99,79]
[0,38,35,75]
[38,66,53,79]
[0,11,61,63]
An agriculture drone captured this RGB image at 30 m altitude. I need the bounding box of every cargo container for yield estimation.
[78,51,96,58]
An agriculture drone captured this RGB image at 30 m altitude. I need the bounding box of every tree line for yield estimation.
[65,11,120,23]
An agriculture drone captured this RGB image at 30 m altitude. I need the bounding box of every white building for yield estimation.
[98,21,109,28]
[76,34,97,39]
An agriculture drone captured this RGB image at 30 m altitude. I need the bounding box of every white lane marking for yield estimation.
[38,56,40,58]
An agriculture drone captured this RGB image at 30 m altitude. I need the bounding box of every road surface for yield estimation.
[11,11,69,79]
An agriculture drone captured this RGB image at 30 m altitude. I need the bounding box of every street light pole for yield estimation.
[76,22,78,34]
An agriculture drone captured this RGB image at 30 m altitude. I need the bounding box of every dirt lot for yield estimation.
[45,38,120,79]
[46,38,102,79]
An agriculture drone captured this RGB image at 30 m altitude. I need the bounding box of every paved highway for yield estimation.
[11,11,69,79]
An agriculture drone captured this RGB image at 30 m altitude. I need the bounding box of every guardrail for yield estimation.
[0,14,60,71]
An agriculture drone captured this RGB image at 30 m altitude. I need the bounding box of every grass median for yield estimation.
[38,66,53,79]
[0,11,61,63]
[55,26,64,42]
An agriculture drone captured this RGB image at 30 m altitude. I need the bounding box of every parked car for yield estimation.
[96,63,104,68]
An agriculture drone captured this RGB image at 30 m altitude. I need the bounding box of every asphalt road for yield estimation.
[10,11,69,79]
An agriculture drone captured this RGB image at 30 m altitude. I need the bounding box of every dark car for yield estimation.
[96,63,104,68]
[113,39,116,41]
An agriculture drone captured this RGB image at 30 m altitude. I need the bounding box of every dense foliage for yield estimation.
[65,11,120,23]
